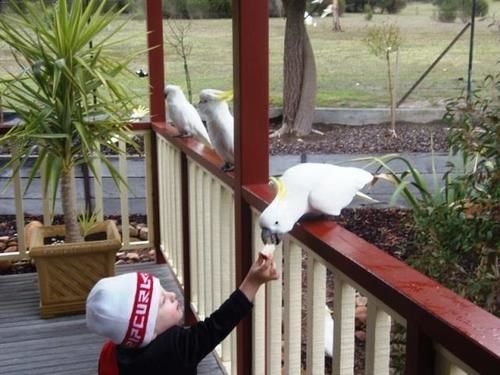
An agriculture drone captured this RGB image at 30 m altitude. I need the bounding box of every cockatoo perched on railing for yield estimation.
[197,89,234,172]
[260,163,392,250]
[164,85,212,147]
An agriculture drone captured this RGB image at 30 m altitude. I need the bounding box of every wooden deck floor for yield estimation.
[0,262,225,375]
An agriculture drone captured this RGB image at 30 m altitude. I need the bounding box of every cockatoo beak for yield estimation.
[261,227,282,245]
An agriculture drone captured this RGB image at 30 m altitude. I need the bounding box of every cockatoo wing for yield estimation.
[324,306,334,357]
[207,116,234,164]
[308,167,373,216]
[185,104,212,147]
[168,103,188,133]
[170,103,211,147]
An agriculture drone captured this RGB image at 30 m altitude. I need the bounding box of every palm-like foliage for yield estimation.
[0,0,140,242]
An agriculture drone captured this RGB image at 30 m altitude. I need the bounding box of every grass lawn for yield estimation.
[0,2,498,108]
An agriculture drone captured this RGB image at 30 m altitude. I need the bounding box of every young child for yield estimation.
[86,253,278,375]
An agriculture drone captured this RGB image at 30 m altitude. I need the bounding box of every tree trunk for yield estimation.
[332,0,342,32]
[61,167,83,243]
[281,0,317,136]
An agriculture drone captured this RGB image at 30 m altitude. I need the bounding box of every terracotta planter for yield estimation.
[29,220,121,318]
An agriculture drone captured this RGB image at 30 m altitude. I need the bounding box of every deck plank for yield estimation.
[0,263,225,375]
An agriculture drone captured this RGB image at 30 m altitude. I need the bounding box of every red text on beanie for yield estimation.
[86,272,161,348]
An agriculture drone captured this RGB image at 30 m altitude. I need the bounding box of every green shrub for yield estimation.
[372,0,408,14]
[437,0,457,22]
[370,70,499,316]
[163,0,189,18]
[459,0,489,21]
[364,4,374,20]
[186,0,231,18]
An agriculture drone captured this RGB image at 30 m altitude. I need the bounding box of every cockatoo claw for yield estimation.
[221,162,234,172]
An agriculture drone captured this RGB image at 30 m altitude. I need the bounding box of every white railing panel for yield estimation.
[193,162,206,318]
[173,147,183,283]
[41,159,52,225]
[166,144,176,269]
[91,142,104,223]
[188,160,198,311]
[203,172,213,315]
[14,157,26,256]
[365,304,391,374]
[211,179,222,356]
[229,192,237,375]
[283,237,303,375]
[157,137,167,259]
[220,185,234,367]
[0,148,26,260]
[306,253,327,375]
[143,131,155,250]
[333,274,356,375]
[434,344,479,375]
[6,129,154,261]
[266,243,283,375]
[157,137,183,276]
[251,209,266,375]
[118,139,130,247]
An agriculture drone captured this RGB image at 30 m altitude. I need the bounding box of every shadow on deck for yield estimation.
[0,262,225,375]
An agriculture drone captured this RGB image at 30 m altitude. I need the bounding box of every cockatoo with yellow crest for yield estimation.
[198,89,234,171]
[260,163,391,248]
[259,163,389,358]
[164,84,212,147]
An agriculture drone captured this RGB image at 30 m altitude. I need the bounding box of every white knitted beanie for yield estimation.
[86,272,161,348]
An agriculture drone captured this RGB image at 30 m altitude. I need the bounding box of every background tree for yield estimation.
[364,22,402,136]
[331,0,343,31]
[276,0,317,137]
[165,19,194,103]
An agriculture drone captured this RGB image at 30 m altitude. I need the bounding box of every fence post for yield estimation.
[233,0,269,374]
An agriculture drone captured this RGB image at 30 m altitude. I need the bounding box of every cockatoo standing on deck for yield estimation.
[164,85,212,147]
[260,163,390,247]
[198,89,234,171]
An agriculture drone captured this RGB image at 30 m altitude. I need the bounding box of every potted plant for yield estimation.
[0,0,141,317]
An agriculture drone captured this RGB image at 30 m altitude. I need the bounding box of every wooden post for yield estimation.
[232,0,269,374]
[146,0,166,123]
[145,0,166,263]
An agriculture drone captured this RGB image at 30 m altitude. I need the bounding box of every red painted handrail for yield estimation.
[152,121,235,189]
[243,182,500,374]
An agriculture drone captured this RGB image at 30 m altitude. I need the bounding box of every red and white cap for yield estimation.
[86,272,161,348]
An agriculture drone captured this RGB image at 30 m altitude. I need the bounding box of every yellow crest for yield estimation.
[269,177,287,200]
[216,89,234,102]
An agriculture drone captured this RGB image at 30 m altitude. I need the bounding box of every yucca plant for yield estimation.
[0,0,141,243]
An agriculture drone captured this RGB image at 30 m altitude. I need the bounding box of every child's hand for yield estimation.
[239,254,279,302]
[248,253,279,284]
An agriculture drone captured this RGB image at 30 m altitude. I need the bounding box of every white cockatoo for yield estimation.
[260,163,390,247]
[197,89,234,171]
[164,85,212,147]
[325,306,334,357]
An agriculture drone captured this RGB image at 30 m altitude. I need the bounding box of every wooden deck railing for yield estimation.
[153,124,500,375]
[0,124,155,261]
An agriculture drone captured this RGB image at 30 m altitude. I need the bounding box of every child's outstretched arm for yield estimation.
[239,253,279,302]
[140,253,280,370]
